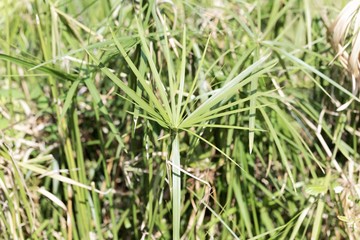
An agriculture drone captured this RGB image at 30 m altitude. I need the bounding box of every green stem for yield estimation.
[171,133,181,240]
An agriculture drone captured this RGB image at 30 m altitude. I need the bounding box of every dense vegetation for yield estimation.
[0,0,359,239]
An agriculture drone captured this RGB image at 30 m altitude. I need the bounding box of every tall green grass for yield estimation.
[0,0,359,239]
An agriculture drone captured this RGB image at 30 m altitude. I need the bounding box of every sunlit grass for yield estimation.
[0,0,359,239]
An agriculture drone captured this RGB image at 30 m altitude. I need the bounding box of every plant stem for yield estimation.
[171,133,181,240]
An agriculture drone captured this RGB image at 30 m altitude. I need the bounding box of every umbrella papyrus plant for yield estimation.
[86,15,276,239]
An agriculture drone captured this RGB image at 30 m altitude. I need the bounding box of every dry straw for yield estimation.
[331,0,360,110]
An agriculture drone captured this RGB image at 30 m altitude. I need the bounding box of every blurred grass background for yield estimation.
[0,0,359,239]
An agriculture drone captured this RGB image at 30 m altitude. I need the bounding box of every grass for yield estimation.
[0,0,359,239]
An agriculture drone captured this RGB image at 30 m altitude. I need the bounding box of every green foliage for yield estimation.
[0,0,359,239]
